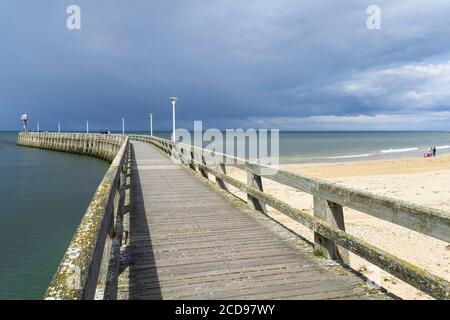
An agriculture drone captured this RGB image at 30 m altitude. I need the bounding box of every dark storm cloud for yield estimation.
[1,0,450,131]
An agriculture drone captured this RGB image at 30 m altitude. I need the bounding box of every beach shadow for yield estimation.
[127,143,162,300]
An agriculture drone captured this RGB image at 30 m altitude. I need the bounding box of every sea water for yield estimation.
[150,130,450,163]
[0,132,108,299]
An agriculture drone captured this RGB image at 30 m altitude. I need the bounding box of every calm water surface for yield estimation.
[0,132,108,299]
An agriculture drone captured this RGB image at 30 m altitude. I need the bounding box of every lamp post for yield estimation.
[149,113,153,136]
[122,117,125,135]
[169,97,178,142]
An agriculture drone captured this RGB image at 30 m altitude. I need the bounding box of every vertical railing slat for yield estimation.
[246,167,266,213]
[313,197,349,264]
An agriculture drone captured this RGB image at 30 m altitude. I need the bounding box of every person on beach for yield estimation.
[433,146,437,157]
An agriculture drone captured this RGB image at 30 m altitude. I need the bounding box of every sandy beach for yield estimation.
[227,154,450,300]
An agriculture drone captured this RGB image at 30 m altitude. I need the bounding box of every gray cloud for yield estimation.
[1,0,450,131]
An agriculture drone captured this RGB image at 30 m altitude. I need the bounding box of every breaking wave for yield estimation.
[380,147,419,154]
[327,153,373,159]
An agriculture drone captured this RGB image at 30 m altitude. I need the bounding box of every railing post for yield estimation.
[189,150,196,171]
[167,142,173,156]
[179,147,185,165]
[215,162,229,191]
[313,197,349,264]
[199,155,209,179]
[246,167,266,213]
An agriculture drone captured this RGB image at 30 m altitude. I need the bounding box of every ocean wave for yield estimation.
[327,153,373,159]
[380,147,418,154]
[436,145,450,150]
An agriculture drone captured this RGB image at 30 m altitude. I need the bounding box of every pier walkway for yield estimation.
[18,133,448,300]
[116,141,388,300]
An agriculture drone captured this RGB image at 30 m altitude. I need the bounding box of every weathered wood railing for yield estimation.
[130,134,450,300]
[17,133,130,299]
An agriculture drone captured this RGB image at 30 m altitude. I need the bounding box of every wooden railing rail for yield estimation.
[130,134,450,300]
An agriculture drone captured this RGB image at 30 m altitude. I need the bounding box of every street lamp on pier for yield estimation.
[169,97,178,142]
[149,113,153,136]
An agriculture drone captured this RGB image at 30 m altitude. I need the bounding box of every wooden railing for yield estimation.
[130,134,450,300]
[18,133,130,300]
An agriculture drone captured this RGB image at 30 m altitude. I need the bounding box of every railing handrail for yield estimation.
[130,134,450,300]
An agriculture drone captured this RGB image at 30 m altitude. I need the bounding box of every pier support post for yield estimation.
[313,197,349,264]
[246,168,266,213]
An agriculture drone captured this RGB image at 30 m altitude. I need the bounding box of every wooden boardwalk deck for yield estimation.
[117,141,390,300]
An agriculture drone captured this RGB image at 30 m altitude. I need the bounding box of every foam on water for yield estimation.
[380,147,419,154]
[327,153,373,159]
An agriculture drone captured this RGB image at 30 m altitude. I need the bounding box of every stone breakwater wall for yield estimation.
[17,132,125,163]
[17,132,130,300]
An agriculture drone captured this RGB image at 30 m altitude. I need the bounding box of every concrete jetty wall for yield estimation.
[17,132,125,162]
[17,132,130,299]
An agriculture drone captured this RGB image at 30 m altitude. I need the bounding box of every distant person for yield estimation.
[432,146,437,157]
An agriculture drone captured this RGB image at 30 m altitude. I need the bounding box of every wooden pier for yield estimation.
[16,133,450,300]
[116,141,387,299]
